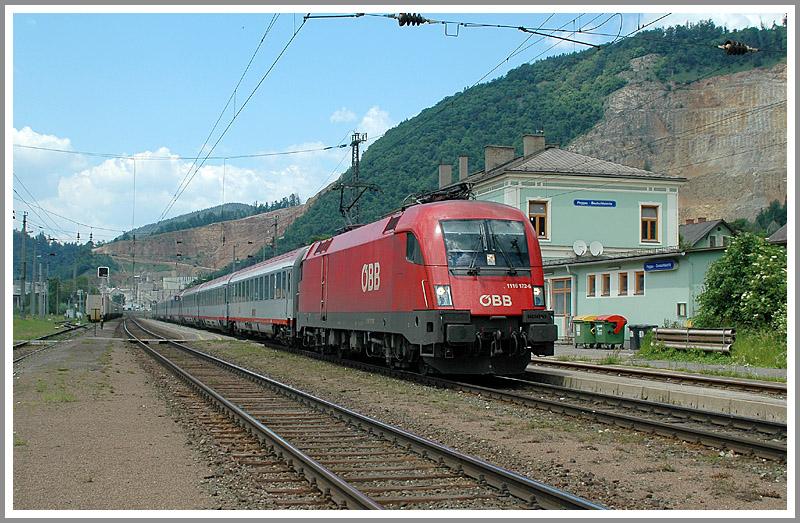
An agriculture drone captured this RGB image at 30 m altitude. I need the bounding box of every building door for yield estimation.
[550,277,572,340]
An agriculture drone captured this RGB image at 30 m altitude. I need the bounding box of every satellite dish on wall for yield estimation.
[589,241,604,256]
[572,240,587,257]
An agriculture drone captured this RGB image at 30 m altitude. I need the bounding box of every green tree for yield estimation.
[694,233,787,335]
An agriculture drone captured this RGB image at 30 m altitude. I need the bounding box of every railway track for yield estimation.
[208,331,787,462]
[125,317,603,510]
[528,359,786,396]
[13,322,89,364]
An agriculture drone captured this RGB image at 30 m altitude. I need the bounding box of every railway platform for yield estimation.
[529,344,786,422]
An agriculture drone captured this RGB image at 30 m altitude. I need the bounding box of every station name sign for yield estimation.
[574,199,616,208]
[644,260,677,272]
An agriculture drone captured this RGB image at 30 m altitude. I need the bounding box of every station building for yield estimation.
[441,132,732,344]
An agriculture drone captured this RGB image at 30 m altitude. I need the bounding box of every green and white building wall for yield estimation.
[442,133,729,345]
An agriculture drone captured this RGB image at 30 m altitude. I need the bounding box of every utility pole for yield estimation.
[73,231,79,317]
[333,132,377,229]
[38,262,44,318]
[19,212,28,317]
[350,132,367,224]
[30,237,37,317]
[271,215,278,260]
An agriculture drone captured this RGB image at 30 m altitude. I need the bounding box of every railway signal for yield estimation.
[717,40,758,55]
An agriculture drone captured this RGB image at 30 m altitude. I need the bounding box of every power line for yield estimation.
[13,142,347,160]
[13,173,127,233]
[158,16,309,223]
[166,14,281,218]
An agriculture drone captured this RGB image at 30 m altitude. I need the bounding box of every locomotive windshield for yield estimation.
[441,219,530,274]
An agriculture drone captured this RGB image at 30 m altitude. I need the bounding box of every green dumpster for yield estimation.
[573,315,598,348]
[593,315,628,349]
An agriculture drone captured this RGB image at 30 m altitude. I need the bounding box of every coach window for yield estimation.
[406,232,424,264]
[269,274,275,300]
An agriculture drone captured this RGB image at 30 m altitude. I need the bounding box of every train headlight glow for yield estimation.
[434,285,453,307]
[533,286,545,307]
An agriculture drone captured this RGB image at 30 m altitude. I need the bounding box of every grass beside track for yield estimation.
[638,329,787,370]
[13,315,74,341]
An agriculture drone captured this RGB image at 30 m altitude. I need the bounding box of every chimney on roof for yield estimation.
[484,145,516,172]
[685,218,695,225]
[458,155,469,181]
[438,164,453,189]
[697,217,706,223]
[523,132,546,156]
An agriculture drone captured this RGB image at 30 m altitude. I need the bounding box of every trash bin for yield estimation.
[593,315,627,349]
[627,324,658,350]
[572,315,598,348]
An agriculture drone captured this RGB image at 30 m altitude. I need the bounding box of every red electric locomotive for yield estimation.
[295,200,557,375]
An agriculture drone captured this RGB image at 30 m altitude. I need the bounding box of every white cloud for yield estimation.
[12,126,89,179]
[20,135,355,237]
[358,106,394,146]
[330,107,357,123]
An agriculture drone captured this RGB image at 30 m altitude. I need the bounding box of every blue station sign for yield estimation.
[574,199,616,208]
[644,260,677,272]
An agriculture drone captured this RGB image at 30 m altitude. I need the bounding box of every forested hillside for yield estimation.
[13,230,119,282]
[116,194,301,240]
[275,21,786,255]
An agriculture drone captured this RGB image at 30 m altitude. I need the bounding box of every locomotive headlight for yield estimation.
[532,286,545,307]
[434,285,453,307]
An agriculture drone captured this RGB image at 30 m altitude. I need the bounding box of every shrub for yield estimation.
[693,233,787,335]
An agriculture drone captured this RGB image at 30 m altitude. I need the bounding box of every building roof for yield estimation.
[468,147,686,186]
[768,224,787,244]
[678,219,731,248]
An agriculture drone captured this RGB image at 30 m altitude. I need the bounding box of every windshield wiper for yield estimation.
[466,229,485,276]
[492,234,517,275]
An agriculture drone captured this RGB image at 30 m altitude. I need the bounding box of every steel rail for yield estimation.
[131,318,604,510]
[124,319,383,510]
[501,374,786,435]
[246,338,786,462]
[13,322,87,350]
[529,359,786,394]
[13,323,89,364]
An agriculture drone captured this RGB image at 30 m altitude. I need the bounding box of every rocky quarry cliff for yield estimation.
[93,205,305,274]
[569,58,787,222]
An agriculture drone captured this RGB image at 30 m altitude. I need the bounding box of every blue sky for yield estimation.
[9,8,787,242]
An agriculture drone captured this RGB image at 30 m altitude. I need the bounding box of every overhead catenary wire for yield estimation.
[12,172,127,233]
[164,13,282,227]
[12,142,348,160]
[158,16,309,223]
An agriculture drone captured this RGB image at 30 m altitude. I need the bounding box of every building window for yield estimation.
[587,274,596,297]
[634,271,645,295]
[618,272,628,296]
[709,235,717,247]
[528,200,548,239]
[551,278,571,316]
[722,236,731,246]
[677,302,687,317]
[601,274,610,296]
[640,204,659,242]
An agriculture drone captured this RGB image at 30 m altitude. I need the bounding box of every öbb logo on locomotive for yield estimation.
[361,262,381,292]
[479,294,513,307]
